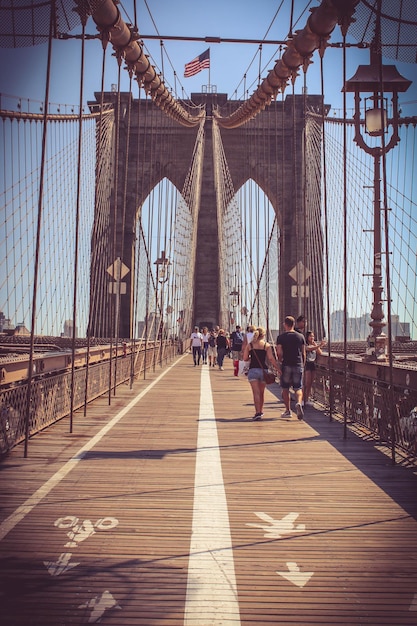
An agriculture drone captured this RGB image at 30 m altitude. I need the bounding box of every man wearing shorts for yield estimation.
[276,315,306,419]
[207,329,217,367]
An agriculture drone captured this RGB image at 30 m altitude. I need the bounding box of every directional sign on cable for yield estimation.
[289,261,311,298]
[107,258,129,281]
[107,257,129,294]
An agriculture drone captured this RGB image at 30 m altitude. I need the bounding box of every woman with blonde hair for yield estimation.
[243,326,280,420]
[215,329,229,370]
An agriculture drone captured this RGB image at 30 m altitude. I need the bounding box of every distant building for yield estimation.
[0,312,14,332]
[330,310,411,341]
[391,315,410,340]
[63,320,77,338]
[14,323,30,335]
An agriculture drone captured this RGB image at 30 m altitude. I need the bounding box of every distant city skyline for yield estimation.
[330,310,410,342]
[1,308,412,343]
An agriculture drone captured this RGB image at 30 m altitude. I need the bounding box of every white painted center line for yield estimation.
[184,366,241,625]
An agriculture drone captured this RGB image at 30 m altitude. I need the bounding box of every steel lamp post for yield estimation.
[154,251,171,351]
[229,289,239,330]
[344,41,411,360]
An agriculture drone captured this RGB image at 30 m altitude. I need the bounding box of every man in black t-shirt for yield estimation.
[276,315,306,420]
[230,325,244,376]
[295,314,306,335]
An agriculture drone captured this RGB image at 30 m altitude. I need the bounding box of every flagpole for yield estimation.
[208,47,211,92]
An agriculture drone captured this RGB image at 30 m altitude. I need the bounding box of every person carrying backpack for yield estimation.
[230,325,244,376]
[207,329,217,367]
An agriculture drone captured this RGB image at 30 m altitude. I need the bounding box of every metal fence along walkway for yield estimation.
[1,355,416,625]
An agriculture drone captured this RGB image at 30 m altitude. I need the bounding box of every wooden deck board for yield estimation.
[0,354,416,625]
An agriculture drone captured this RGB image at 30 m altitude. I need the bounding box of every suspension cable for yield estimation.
[69,15,87,432]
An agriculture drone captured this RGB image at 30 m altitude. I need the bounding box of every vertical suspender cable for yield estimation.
[69,17,86,433]
[113,72,133,393]
[108,57,122,404]
[130,93,142,387]
[24,2,54,457]
[131,43,141,374]
[319,50,333,422]
[271,90,280,349]
[279,90,285,327]
[264,109,270,337]
[145,107,157,370]
[142,98,151,377]
[291,81,301,314]
[302,69,308,322]
[376,20,396,463]
[84,41,108,415]
[342,32,348,435]
[382,143,396,463]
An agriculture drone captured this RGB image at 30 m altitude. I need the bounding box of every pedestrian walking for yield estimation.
[243,325,255,347]
[190,326,203,366]
[230,325,244,376]
[215,329,229,370]
[304,330,325,406]
[201,326,210,364]
[207,329,217,367]
[243,326,280,420]
[276,315,306,419]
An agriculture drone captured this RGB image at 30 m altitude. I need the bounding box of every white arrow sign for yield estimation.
[289,261,311,284]
[79,590,121,623]
[44,552,79,577]
[107,257,129,280]
[276,561,314,588]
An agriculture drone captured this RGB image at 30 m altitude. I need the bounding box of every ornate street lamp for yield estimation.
[229,289,239,328]
[155,250,171,284]
[344,36,411,360]
[229,289,239,308]
[154,251,171,343]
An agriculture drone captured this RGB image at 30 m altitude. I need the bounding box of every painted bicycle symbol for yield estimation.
[54,515,119,548]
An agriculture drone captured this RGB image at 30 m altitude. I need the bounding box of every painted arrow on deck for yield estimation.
[276,561,314,588]
[246,511,306,538]
[79,590,121,623]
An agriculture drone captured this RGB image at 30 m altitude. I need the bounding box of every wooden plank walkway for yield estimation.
[1,354,417,625]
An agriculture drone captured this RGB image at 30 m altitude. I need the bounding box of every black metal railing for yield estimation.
[313,352,417,461]
[0,340,179,456]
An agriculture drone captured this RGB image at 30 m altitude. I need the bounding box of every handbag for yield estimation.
[263,370,276,385]
[251,343,276,384]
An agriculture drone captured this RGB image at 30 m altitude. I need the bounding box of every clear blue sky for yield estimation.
[1,1,416,337]
[0,0,416,115]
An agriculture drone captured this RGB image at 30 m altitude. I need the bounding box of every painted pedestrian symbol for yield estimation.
[246,511,306,538]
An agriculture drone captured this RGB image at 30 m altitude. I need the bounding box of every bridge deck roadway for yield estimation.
[0,355,417,625]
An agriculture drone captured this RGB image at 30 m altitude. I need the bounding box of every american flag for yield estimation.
[184,48,210,78]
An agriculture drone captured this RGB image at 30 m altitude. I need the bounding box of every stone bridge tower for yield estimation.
[88,92,325,339]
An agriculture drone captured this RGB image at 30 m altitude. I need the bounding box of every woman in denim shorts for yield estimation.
[243,326,280,420]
